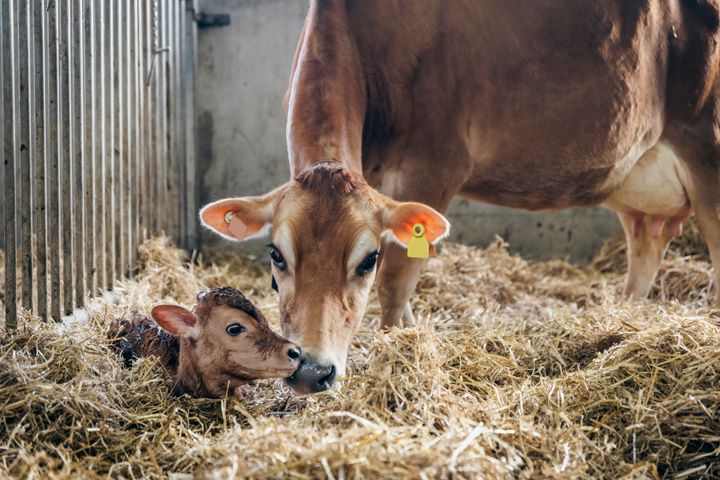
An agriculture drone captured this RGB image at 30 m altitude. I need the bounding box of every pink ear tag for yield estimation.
[224,211,248,240]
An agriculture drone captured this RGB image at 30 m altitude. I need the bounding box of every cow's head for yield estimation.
[200,161,449,393]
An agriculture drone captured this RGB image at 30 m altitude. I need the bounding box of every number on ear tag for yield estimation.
[407,223,430,259]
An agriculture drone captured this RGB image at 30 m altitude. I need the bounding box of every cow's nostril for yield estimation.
[287,347,301,360]
[317,364,336,390]
[286,359,337,393]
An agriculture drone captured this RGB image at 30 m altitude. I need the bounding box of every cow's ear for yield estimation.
[382,201,450,246]
[152,305,198,337]
[199,186,285,242]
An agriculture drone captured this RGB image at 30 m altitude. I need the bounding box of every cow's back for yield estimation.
[342,0,720,209]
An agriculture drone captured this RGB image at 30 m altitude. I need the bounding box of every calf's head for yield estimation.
[152,287,301,397]
[200,162,449,393]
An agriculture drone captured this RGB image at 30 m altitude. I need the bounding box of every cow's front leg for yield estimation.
[376,239,425,328]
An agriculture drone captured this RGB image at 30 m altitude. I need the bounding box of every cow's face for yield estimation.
[200,162,449,393]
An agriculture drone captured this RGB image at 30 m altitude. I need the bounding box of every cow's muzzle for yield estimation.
[285,354,336,394]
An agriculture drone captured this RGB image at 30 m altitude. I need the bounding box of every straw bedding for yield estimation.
[0,230,718,479]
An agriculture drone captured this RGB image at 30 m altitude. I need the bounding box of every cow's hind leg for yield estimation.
[617,212,677,300]
[666,114,720,304]
[684,154,720,305]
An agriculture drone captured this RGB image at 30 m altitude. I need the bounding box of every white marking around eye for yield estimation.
[273,223,296,271]
[347,230,378,280]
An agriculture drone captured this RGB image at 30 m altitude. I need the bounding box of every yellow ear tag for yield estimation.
[407,223,430,259]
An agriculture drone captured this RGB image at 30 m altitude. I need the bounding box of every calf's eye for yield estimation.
[226,324,245,336]
[356,250,379,277]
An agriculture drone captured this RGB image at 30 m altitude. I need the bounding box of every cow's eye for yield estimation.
[356,250,378,277]
[269,244,287,271]
[226,324,245,336]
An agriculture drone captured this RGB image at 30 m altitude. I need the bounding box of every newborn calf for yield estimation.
[109,287,301,397]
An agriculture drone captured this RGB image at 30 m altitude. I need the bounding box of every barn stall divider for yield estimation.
[1,0,200,330]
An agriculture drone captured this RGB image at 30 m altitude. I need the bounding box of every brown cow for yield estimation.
[109,287,301,397]
[202,0,720,393]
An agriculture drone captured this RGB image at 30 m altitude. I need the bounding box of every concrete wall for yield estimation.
[196,0,620,262]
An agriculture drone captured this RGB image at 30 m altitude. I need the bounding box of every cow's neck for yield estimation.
[286,0,365,175]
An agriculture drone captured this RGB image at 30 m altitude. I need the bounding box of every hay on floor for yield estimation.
[0,234,719,479]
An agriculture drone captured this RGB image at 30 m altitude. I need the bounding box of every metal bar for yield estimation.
[18,0,33,313]
[2,0,17,330]
[106,0,115,290]
[60,0,74,315]
[34,0,48,320]
[166,0,176,243]
[124,0,133,275]
[25,0,36,314]
[48,0,61,322]
[131,2,145,253]
[73,0,86,308]
[0,1,4,256]
[155,0,162,237]
[178,0,186,248]
[157,0,167,239]
[183,0,198,251]
[114,0,123,279]
[96,0,110,289]
[137,0,145,243]
[0,2,4,256]
[147,0,156,235]
[168,0,178,245]
[121,2,133,275]
[96,0,106,293]
[84,0,96,296]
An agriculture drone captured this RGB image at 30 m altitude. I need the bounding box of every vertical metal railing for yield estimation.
[1,0,198,330]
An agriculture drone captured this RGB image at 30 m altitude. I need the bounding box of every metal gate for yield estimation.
[1,0,199,330]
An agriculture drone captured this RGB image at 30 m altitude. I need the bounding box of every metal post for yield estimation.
[2,0,17,329]
[114,0,123,279]
[183,0,198,251]
[106,0,115,290]
[135,0,144,247]
[73,0,86,308]
[59,0,74,315]
[48,0,61,322]
[171,0,181,245]
[124,0,133,275]
[34,0,48,320]
[84,0,96,296]
[96,0,106,293]
[18,0,33,314]
[96,0,110,288]
[147,0,156,235]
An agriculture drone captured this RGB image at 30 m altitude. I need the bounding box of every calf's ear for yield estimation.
[382,200,450,246]
[199,185,286,242]
[152,305,198,337]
